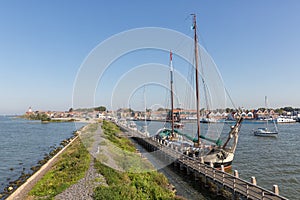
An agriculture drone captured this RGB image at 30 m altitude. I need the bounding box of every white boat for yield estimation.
[128,121,137,131]
[200,117,218,123]
[253,96,278,137]
[155,15,243,169]
[276,117,296,123]
[254,128,278,137]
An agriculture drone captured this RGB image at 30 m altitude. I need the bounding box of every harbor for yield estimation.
[121,120,299,199]
[1,1,300,200]
[0,116,299,199]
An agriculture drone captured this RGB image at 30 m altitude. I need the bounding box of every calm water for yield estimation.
[0,116,85,194]
[1,117,298,199]
[135,120,300,199]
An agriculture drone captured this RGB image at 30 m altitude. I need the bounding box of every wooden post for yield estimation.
[251,176,257,185]
[187,167,190,175]
[180,163,184,171]
[273,185,279,195]
[194,172,199,181]
[210,161,214,168]
[246,185,249,198]
[174,161,177,167]
[200,157,204,164]
[221,165,224,172]
[234,170,239,178]
[233,170,238,192]
[221,165,225,185]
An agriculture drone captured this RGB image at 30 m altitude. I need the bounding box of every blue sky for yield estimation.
[1,0,300,114]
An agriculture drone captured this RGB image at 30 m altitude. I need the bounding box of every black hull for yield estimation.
[204,161,232,168]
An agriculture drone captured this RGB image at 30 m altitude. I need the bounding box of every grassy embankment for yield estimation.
[28,135,91,199]
[28,121,180,199]
[93,120,178,199]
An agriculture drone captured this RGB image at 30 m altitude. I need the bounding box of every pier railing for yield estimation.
[119,124,288,200]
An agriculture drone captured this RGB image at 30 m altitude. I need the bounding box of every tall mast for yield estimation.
[193,14,201,144]
[170,51,175,136]
[265,96,268,129]
[143,86,148,135]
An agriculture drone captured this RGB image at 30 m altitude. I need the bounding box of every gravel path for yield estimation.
[54,158,106,200]
[55,124,107,200]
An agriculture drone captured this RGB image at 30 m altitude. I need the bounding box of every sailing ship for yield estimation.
[155,14,243,168]
[253,96,278,137]
[142,86,150,137]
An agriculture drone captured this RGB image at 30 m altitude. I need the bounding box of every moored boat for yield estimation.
[155,15,243,168]
[276,117,296,123]
[128,121,137,131]
[254,128,278,137]
[253,96,278,137]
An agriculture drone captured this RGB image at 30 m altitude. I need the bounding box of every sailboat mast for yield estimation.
[193,14,201,144]
[170,51,175,136]
[265,96,268,128]
[144,86,147,134]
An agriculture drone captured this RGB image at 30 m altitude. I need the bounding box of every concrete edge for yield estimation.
[6,127,85,200]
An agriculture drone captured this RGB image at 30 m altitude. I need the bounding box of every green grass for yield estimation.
[29,138,90,199]
[93,121,179,200]
[93,160,177,200]
[100,121,153,172]
[102,120,136,152]
[28,121,180,200]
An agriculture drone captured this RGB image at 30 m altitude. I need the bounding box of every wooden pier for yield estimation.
[121,125,288,200]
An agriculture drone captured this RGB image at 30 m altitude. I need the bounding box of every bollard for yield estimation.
[234,170,239,178]
[251,176,257,185]
[233,170,238,191]
[273,185,279,195]
[175,146,178,152]
[200,157,204,164]
[221,165,224,172]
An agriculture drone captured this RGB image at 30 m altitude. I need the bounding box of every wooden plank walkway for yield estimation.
[120,124,288,200]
